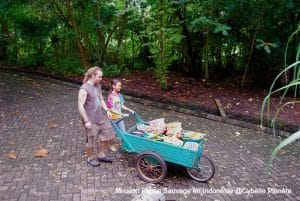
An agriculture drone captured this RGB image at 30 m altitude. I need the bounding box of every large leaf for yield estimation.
[260,61,300,125]
[271,101,300,134]
[267,131,300,173]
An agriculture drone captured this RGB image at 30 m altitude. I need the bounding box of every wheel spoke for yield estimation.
[136,152,167,183]
[140,161,149,168]
[149,171,160,178]
[141,159,149,165]
[151,168,162,178]
[142,164,162,178]
[140,166,148,172]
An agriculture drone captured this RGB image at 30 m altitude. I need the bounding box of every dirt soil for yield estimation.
[92,70,299,132]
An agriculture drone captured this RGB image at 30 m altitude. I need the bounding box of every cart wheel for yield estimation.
[186,155,215,182]
[136,151,167,184]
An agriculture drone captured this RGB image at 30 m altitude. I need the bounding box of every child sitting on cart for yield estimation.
[107,79,134,151]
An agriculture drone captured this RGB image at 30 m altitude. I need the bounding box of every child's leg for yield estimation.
[108,120,125,152]
[109,120,125,152]
[117,120,126,133]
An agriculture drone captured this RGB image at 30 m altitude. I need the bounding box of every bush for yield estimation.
[45,57,84,76]
[103,63,124,77]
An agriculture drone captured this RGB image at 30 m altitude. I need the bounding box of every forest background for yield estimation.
[0,0,299,130]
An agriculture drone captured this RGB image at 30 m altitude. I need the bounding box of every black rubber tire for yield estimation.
[186,155,215,182]
[135,151,167,183]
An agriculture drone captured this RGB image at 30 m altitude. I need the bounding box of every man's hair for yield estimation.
[83,66,102,84]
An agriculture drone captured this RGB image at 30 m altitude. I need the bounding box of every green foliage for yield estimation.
[45,57,84,76]
[16,56,39,66]
[123,67,130,76]
[103,63,124,77]
[140,0,182,89]
[191,16,231,36]
[154,59,168,89]
[256,39,279,54]
[133,60,149,70]
[0,0,299,89]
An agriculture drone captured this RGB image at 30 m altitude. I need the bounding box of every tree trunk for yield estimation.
[176,7,201,76]
[156,0,167,88]
[65,0,90,69]
[95,0,125,66]
[100,21,119,66]
[94,0,105,66]
[117,1,129,48]
[176,7,192,73]
[242,12,264,86]
[0,17,9,61]
[204,26,210,81]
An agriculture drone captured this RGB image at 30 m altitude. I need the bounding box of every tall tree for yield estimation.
[65,0,90,68]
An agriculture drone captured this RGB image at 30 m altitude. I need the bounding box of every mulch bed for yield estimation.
[2,65,299,133]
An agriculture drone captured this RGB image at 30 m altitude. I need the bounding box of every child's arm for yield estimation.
[122,105,134,113]
[109,108,123,115]
[120,94,134,113]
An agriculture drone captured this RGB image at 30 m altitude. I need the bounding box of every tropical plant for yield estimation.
[261,28,299,173]
[140,0,182,89]
[103,63,124,77]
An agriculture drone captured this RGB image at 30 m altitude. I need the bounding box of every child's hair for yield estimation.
[111,79,121,87]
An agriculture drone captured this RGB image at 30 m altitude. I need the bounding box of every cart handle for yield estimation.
[110,112,133,125]
[110,112,147,125]
[133,112,149,125]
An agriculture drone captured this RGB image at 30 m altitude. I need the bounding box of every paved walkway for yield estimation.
[0,70,299,201]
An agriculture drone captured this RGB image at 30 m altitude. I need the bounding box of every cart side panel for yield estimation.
[123,133,203,168]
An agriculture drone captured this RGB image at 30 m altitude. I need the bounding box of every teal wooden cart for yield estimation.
[111,113,215,184]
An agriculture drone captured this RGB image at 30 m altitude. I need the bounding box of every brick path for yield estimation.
[0,70,299,201]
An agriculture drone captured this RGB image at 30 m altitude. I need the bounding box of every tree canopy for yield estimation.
[0,0,299,88]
